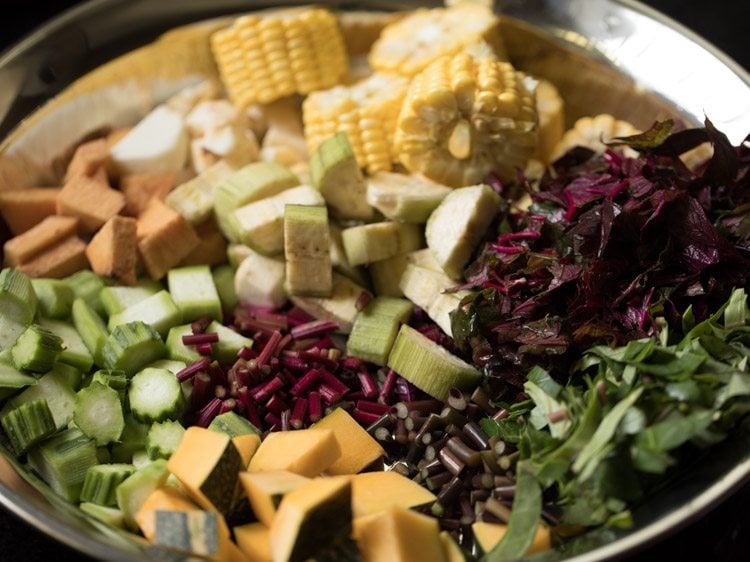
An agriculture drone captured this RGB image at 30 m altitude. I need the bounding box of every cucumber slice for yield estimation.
[31,279,75,320]
[91,369,129,400]
[64,270,107,317]
[116,458,170,530]
[80,463,136,506]
[74,381,125,445]
[38,317,94,373]
[341,222,423,266]
[71,298,109,368]
[0,363,37,392]
[366,171,451,223]
[100,280,162,317]
[165,324,202,365]
[207,321,253,365]
[212,265,238,312]
[129,367,185,423]
[1,399,56,455]
[102,321,166,377]
[146,420,186,460]
[0,268,37,326]
[108,290,181,338]
[167,265,222,322]
[5,365,78,429]
[27,428,98,502]
[387,324,480,401]
[80,502,126,528]
[110,414,151,464]
[11,324,63,373]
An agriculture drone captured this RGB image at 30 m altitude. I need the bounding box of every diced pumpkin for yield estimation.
[239,470,310,526]
[135,485,202,541]
[233,434,261,468]
[351,471,436,518]
[234,522,273,562]
[313,408,384,475]
[472,521,552,555]
[167,426,245,516]
[248,428,340,477]
[0,187,61,235]
[356,505,447,562]
[120,172,177,216]
[269,476,352,562]
[65,138,109,182]
[440,531,466,562]
[152,510,223,560]
[180,218,228,267]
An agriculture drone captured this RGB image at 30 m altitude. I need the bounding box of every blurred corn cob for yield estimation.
[211,7,348,108]
[551,114,639,161]
[394,53,538,187]
[302,73,409,174]
[368,5,506,77]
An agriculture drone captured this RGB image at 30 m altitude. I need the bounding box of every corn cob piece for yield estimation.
[211,7,348,107]
[394,53,538,187]
[551,114,640,161]
[368,5,506,77]
[534,79,565,164]
[302,72,409,173]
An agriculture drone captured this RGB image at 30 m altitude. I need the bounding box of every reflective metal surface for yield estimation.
[0,1,748,561]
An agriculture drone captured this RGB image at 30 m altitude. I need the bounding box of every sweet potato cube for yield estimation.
[4,215,79,266]
[351,471,436,518]
[85,215,138,285]
[248,428,340,477]
[0,187,61,235]
[234,522,273,562]
[120,173,176,216]
[17,236,88,278]
[180,218,228,267]
[136,199,200,280]
[56,176,125,233]
[65,138,109,182]
[356,506,447,562]
[313,408,384,475]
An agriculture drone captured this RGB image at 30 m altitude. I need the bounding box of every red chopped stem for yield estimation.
[182,332,219,346]
[286,306,315,326]
[253,310,289,330]
[177,358,211,383]
[219,398,237,415]
[196,398,223,427]
[189,373,212,410]
[356,400,390,416]
[251,375,285,403]
[256,330,282,368]
[281,354,308,371]
[310,336,335,350]
[342,356,363,370]
[290,319,339,340]
[237,346,256,360]
[265,394,291,416]
[379,369,398,404]
[318,383,342,405]
[290,398,309,429]
[280,409,291,431]
[237,387,263,428]
[318,368,349,395]
[290,369,321,396]
[352,408,382,425]
[308,391,323,422]
[197,343,213,356]
[357,371,379,399]
[264,411,281,429]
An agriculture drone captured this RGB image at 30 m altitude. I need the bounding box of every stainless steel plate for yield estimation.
[0,1,748,561]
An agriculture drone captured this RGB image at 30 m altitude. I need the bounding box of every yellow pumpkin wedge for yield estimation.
[313,408,384,474]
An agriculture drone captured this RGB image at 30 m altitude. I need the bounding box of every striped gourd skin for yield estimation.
[302,73,409,174]
[211,8,348,107]
[154,510,221,558]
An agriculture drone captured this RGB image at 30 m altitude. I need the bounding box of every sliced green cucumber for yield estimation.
[74,381,125,446]
[167,265,222,322]
[31,278,75,320]
[108,290,181,338]
[102,322,166,377]
[129,367,185,423]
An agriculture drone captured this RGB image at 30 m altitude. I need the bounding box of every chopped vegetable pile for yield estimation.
[0,3,748,562]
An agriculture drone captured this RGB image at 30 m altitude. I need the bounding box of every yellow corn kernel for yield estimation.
[211,8,348,107]
[369,5,507,77]
[394,53,538,187]
[302,73,409,174]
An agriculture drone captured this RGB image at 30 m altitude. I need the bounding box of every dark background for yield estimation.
[1,1,749,561]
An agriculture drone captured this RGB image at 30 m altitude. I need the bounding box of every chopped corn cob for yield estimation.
[368,5,506,77]
[303,73,409,173]
[394,53,538,187]
[211,8,348,107]
[534,79,565,163]
[551,114,640,161]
